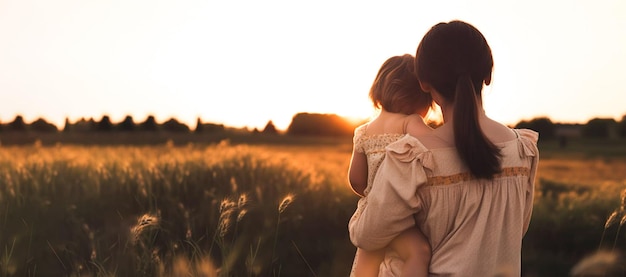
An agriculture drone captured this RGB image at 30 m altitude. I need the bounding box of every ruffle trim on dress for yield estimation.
[515,129,539,158]
[385,134,435,170]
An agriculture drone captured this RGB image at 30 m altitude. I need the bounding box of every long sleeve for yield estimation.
[516,129,539,235]
[348,135,431,251]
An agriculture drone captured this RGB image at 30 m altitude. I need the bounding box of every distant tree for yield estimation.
[118,115,135,132]
[63,117,72,132]
[139,115,159,131]
[204,123,225,133]
[582,118,617,138]
[618,114,626,138]
[195,118,225,134]
[7,115,27,131]
[287,113,354,136]
[30,118,58,132]
[262,120,278,134]
[96,115,114,131]
[515,117,555,139]
[195,117,203,133]
[71,117,95,132]
[89,118,98,131]
[161,118,190,133]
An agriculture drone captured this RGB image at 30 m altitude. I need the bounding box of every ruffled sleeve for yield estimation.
[349,134,432,250]
[515,129,539,158]
[353,124,368,153]
[515,128,540,235]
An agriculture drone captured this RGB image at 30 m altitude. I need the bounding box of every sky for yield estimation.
[1,0,625,131]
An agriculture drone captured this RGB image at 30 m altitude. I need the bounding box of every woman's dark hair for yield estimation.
[370,54,432,116]
[415,20,501,178]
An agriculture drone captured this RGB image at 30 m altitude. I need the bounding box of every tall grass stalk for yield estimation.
[574,188,626,276]
[1,238,16,276]
[291,240,317,277]
[599,210,619,249]
[272,194,294,264]
[46,241,66,272]
[246,238,262,276]
[611,214,626,252]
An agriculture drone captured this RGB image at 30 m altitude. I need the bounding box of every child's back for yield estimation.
[348,54,433,277]
[352,112,427,197]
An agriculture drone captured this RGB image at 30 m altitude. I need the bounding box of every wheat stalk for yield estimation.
[599,210,619,249]
[272,193,295,263]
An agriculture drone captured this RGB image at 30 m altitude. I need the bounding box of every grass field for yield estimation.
[0,135,625,276]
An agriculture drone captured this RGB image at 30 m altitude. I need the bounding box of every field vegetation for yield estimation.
[0,134,625,276]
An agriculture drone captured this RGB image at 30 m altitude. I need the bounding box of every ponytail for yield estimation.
[416,20,500,178]
[453,74,502,178]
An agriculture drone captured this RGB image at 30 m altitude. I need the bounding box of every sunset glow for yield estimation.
[1,1,625,131]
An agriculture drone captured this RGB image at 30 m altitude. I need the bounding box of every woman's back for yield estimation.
[413,128,537,276]
[351,128,539,276]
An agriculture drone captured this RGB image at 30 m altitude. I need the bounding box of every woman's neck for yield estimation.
[439,104,487,125]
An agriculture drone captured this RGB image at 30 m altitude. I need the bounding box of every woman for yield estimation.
[348,20,539,276]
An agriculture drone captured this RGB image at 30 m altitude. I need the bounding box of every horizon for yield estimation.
[2,1,626,131]
[1,111,624,132]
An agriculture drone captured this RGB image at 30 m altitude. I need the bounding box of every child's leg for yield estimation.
[389,226,431,277]
[353,247,385,277]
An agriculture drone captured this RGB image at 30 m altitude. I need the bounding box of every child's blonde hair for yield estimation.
[369,54,432,116]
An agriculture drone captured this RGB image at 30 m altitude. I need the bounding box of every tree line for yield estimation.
[0,113,358,137]
[0,115,225,134]
[514,116,626,139]
[0,113,625,139]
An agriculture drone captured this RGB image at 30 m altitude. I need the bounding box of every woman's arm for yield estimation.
[348,149,368,197]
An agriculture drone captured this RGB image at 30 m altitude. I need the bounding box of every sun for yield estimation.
[336,105,376,127]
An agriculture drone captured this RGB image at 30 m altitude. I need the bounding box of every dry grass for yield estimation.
[1,138,625,276]
[0,141,357,276]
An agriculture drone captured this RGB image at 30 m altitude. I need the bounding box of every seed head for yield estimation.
[278,194,295,214]
[238,193,248,209]
[131,213,160,243]
[604,211,618,229]
[237,209,248,223]
[620,189,626,212]
[570,250,621,276]
[219,198,236,214]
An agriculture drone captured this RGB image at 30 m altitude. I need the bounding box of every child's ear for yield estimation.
[484,74,492,86]
[419,81,433,93]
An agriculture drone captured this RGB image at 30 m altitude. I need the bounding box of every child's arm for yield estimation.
[353,247,385,277]
[348,148,368,197]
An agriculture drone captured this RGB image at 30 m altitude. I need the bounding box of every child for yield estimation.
[348,54,432,277]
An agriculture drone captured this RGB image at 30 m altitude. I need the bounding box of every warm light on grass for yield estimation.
[0,139,625,276]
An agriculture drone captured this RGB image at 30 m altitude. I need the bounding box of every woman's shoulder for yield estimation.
[513,128,539,143]
[512,128,540,158]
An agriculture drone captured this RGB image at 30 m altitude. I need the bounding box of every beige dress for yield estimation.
[349,129,539,277]
[349,123,407,276]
